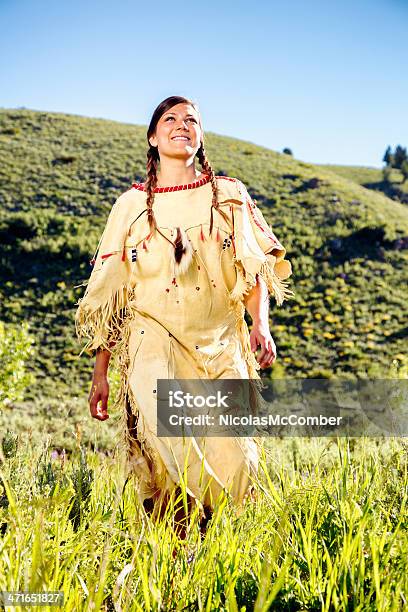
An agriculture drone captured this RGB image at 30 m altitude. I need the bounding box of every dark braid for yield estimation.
[145,146,158,232]
[196,142,230,235]
[144,145,174,246]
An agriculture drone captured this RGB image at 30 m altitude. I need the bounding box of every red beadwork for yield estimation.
[200,225,205,241]
[231,234,236,256]
[216,228,220,241]
[121,247,126,261]
[217,176,235,182]
[132,173,211,193]
[246,200,278,244]
[131,174,236,193]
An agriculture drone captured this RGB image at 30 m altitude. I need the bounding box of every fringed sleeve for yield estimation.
[75,198,135,356]
[231,179,294,306]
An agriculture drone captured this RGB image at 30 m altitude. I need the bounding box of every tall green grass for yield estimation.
[1,436,406,611]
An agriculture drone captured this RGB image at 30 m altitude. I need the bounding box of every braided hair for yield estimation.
[145,96,229,248]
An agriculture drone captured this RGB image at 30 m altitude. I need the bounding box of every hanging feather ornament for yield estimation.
[171,227,193,277]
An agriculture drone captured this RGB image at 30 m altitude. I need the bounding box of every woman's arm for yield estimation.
[244,274,269,326]
[88,343,115,421]
[243,275,277,369]
[94,348,112,374]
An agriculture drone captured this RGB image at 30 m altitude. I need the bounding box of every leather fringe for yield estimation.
[258,260,295,306]
[229,258,295,307]
[75,283,137,357]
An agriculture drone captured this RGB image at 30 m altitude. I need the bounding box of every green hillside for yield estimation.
[1,109,407,448]
[317,163,408,204]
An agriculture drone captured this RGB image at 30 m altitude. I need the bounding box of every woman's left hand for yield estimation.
[249,321,277,368]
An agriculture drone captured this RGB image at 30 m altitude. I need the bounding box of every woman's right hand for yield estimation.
[88,373,110,421]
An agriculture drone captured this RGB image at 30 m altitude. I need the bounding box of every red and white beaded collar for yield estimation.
[132,173,212,193]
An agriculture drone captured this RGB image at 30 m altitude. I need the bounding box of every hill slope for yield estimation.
[1,109,407,447]
[316,163,408,204]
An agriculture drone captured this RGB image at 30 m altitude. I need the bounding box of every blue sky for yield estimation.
[0,0,407,167]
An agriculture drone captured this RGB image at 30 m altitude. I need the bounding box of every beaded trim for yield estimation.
[246,200,279,245]
[131,173,238,193]
[132,173,212,193]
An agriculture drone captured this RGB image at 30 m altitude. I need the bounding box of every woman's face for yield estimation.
[149,102,202,160]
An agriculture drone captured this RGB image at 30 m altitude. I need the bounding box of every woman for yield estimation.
[75,95,294,539]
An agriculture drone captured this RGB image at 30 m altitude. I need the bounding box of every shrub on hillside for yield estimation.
[0,321,35,408]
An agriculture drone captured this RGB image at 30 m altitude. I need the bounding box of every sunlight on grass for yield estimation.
[0,436,407,610]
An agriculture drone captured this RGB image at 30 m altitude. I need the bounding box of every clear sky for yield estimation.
[0,0,407,167]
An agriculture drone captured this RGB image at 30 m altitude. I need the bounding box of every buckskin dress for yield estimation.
[75,173,294,518]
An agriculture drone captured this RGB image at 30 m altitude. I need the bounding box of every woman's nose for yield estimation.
[176,120,189,130]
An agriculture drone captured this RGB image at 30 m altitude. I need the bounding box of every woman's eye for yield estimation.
[164,116,196,122]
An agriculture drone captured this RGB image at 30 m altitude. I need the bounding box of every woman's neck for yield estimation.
[156,166,204,188]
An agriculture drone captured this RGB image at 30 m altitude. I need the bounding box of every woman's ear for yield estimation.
[149,135,157,147]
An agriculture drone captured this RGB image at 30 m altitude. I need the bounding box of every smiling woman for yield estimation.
[148,103,208,189]
[74,95,294,541]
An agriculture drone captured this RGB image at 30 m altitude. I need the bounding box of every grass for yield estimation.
[0,435,407,611]
[316,164,408,202]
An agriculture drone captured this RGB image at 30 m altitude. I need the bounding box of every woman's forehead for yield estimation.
[163,103,199,117]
